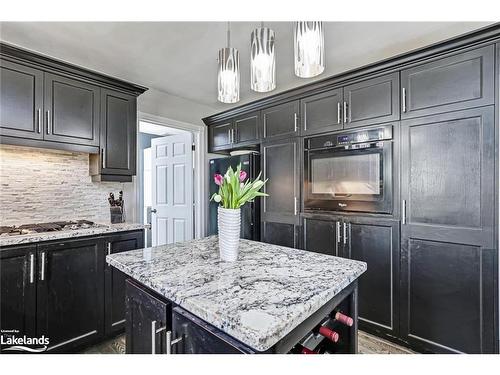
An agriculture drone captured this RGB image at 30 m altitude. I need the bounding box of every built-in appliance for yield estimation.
[304,125,393,214]
[208,153,261,240]
[0,220,103,236]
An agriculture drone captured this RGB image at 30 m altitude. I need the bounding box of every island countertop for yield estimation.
[106,236,367,352]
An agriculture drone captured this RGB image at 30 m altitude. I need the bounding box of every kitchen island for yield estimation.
[106,236,367,354]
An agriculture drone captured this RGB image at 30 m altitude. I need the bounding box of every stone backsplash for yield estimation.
[0,144,127,226]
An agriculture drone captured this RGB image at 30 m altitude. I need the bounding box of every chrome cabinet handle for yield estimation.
[293,196,298,216]
[402,199,407,225]
[336,221,341,244]
[343,222,348,245]
[151,320,167,354]
[29,254,35,284]
[46,111,51,134]
[227,129,231,144]
[337,102,341,124]
[343,102,348,123]
[294,113,298,132]
[37,109,42,133]
[165,330,182,354]
[402,88,407,113]
[101,148,106,169]
[232,128,236,143]
[107,242,112,255]
[40,252,46,281]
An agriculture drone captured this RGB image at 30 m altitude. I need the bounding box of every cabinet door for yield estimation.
[344,219,399,337]
[261,221,299,248]
[104,230,144,336]
[100,89,137,175]
[401,45,494,119]
[43,73,100,146]
[234,111,259,144]
[0,245,37,339]
[172,307,248,354]
[301,88,343,135]
[343,72,399,129]
[302,217,340,256]
[125,280,170,354]
[400,107,496,353]
[261,138,300,224]
[36,238,104,352]
[0,60,43,140]
[208,121,232,151]
[262,101,299,139]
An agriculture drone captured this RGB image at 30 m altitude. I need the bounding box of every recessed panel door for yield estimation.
[151,133,193,246]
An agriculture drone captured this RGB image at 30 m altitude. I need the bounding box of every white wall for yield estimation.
[138,88,216,126]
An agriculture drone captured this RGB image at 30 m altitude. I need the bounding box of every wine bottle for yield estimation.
[334,311,354,327]
[318,326,340,343]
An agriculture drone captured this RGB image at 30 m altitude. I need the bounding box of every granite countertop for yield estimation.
[106,236,367,352]
[0,223,146,247]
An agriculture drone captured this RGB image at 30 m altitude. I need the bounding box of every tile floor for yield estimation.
[82,331,415,354]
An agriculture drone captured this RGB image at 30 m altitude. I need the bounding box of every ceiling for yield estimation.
[0,22,493,112]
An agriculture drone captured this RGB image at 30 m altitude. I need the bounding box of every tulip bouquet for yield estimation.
[210,164,268,209]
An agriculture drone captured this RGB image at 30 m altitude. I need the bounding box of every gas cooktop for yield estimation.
[0,220,104,236]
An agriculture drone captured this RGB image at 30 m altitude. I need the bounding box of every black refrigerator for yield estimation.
[208,153,261,241]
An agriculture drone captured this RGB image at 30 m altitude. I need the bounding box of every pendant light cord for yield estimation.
[227,21,230,48]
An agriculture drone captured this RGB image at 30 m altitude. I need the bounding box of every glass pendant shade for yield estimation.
[218,47,240,103]
[250,27,276,92]
[294,21,325,78]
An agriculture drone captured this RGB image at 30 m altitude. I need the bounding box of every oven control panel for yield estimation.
[306,125,393,150]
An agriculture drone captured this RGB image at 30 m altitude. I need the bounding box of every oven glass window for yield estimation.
[311,153,381,196]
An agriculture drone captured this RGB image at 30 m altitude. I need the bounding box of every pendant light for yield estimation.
[217,22,240,103]
[294,21,325,78]
[250,22,276,92]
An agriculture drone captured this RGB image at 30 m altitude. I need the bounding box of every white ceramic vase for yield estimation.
[217,206,241,261]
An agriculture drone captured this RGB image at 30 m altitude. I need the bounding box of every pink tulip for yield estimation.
[214,174,223,186]
[239,170,247,182]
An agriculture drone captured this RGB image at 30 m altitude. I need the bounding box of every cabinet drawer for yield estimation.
[401,45,494,119]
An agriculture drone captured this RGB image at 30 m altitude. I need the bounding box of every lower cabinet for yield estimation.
[301,215,400,339]
[36,237,104,352]
[172,307,248,354]
[0,244,37,339]
[104,231,145,336]
[0,229,144,353]
[261,221,300,248]
[125,279,171,354]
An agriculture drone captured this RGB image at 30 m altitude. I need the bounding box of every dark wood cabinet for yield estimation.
[262,101,299,139]
[43,73,100,146]
[0,245,37,339]
[0,60,43,140]
[400,107,496,353]
[36,238,104,352]
[261,221,300,248]
[300,89,343,136]
[234,111,259,144]
[343,218,399,337]
[261,137,301,248]
[172,306,248,354]
[104,230,144,336]
[343,72,400,129]
[401,45,494,119]
[208,121,232,150]
[302,217,340,256]
[125,279,171,354]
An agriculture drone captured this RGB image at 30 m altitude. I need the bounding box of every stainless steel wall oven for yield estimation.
[304,125,393,214]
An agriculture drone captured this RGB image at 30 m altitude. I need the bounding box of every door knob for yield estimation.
[151,209,157,214]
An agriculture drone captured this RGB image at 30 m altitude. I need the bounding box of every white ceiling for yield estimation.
[0,22,493,113]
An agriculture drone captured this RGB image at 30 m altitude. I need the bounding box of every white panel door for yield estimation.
[151,133,193,246]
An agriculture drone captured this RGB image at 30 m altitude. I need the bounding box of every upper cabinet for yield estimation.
[401,45,494,119]
[208,111,260,152]
[0,60,44,140]
[343,72,400,128]
[262,101,299,139]
[0,43,147,182]
[301,88,343,136]
[43,73,100,146]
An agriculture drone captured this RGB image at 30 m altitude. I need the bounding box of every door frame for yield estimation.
[136,111,206,239]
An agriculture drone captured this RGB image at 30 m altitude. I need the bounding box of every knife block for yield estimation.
[110,206,124,224]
